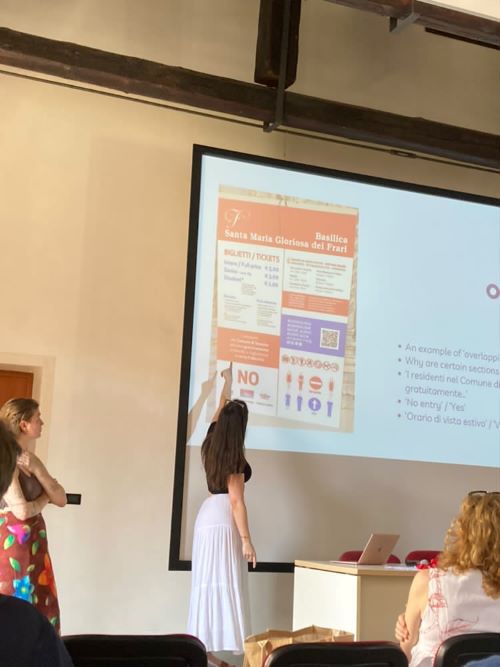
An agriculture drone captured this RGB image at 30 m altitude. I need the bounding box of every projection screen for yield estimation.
[169,145,500,571]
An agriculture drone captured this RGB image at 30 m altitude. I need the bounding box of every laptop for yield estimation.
[334,533,400,566]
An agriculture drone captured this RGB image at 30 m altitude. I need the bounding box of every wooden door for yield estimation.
[0,370,34,408]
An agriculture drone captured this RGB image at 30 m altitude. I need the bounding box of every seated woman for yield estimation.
[396,491,500,667]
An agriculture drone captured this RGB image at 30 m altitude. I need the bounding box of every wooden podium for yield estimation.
[293,560,416,641]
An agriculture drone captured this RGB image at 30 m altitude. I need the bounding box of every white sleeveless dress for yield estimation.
[411,568,500,667]
[187,493,250,652]
[187,420,252,652]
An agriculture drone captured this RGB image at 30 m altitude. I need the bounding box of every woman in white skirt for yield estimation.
[187,364,256,654]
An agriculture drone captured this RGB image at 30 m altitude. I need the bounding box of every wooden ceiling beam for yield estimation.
[323,0,500,46]
[0,27,498,169]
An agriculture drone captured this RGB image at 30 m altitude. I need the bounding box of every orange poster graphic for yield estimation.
[212,187,358,431]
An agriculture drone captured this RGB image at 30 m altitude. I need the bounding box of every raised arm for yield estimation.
[212,363,233,423]
[227,472,256,568]
[2,468,50,520]
[186,372,217,441]
[399,569,429,660]
[18,451,67,507]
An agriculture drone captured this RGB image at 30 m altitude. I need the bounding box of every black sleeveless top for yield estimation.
[205,422,252,494]
[0,469,44,509]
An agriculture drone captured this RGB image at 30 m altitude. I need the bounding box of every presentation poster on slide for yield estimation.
[214,187,357,431]
[185,149,500,469]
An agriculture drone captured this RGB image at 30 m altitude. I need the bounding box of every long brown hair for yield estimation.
[0,421,20,497]
[438,491,500,598]
[202,399,248,492]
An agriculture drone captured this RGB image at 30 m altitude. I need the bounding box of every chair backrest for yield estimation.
[339,550,363,561]
[339,551,401,564]
[63,633,207,667]
[265,641,408,667]
[387,554,401,564]
[434,633,500,667]
[405,550,440,565]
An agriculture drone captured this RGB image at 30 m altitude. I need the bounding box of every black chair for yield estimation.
[63,633,207,667]
[264,641,408,667]
[434,633,500,667]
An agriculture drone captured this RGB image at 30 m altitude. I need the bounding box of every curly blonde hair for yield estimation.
[438,492,500,598]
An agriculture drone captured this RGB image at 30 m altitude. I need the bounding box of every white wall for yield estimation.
[0,0,498,636]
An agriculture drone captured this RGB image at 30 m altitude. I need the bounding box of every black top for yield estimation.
[0,594,73,666]
[19,469,44,500]
[205,422,252,494]
[0,469,44,510]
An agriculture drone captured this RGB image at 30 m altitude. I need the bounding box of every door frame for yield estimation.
[0,352,55,462]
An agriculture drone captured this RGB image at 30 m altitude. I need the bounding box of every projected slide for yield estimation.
[184,148,500,469]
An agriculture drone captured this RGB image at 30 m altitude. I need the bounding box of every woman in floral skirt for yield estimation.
[0,398,66,632]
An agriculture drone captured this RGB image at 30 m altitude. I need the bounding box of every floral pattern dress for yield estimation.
[410,568,500,667]
[0,470,60,633]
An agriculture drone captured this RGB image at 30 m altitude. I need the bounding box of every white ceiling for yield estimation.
[423,0,500,21]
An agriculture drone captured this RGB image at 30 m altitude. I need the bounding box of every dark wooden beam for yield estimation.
[323,0,500,46]
[286,93,499,169]
[0,28,498,169]
[254,0,302,88]
[425,28,499,51]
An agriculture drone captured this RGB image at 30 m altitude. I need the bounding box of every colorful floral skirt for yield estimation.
[0,511,60,633]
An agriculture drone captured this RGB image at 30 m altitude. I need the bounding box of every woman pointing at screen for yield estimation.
[187,363,256,655]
